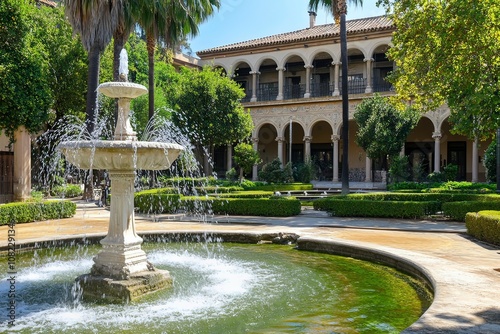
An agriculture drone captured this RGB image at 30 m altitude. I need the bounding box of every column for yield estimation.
[331,135,340,182]
[364,58,373,93]
[365,156,372,182]
[252,138,259,180]
[276,67,284,100]
[332,62,340,96]
[276,136,285,167]
[472,138,478,182]
[432,131,442,173]
[13,126,31,201]
[250,71,259,102]
[304,136,312,162]
[304,65,313,98]
[226,143,233,172]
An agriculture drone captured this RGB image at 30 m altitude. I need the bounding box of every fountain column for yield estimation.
[91,170,149,279]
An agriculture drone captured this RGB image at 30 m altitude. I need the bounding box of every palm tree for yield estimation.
[309,0,363,194]
[64,0,121,199]
[64,0,121,135]
[132,0,220,120]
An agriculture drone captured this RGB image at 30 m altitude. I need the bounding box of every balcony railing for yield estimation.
[244,77,393,102]
[284,83,305,99]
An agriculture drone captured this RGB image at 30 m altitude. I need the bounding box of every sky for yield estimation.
[189,0,387,55]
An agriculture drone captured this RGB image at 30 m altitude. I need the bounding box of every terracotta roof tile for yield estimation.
[197,16,394,56]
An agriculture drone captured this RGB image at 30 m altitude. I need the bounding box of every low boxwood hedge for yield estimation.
[0,200,76,225]
[314,199,439,219]
[135,193,181,214]
[248,183,313,191]
[215,191,274,199]
[189,197,301,217]
[465,211,500,246]
[443,201,500,222]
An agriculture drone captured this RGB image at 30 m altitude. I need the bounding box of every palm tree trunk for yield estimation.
[83,44,100,200]
[146,32,155,121]
[86,44,100,136]
[340,12,350,194]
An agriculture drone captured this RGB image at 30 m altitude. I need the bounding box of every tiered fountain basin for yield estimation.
[57,141,184,171]
[57,76,185,303]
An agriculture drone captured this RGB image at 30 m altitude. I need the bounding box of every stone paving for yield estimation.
[1,200,499,333]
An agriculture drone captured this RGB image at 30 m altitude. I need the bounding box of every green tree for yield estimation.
[131,0,220,120]
[233,142,261,179]
[309,0,363,194]
[354,94,419,168]
[0,0,52,141]
[379,0,500,139]
[63,0,120,135]
[32,4,87,122]
[170,66,253,175]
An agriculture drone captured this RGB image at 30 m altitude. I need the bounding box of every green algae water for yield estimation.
[0,242,431,333]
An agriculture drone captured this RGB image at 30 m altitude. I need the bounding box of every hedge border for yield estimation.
[0,200,77,225]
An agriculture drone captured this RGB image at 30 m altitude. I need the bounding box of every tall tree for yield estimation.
[170,66,253,175]
[354,94,419,169]
[132,0,220,120]
[309,0,363,194]
[378,0,500,140]
[64,0,120,135]
[0,0,52,141]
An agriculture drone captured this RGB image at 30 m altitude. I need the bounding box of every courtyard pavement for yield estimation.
[1,200,499,333]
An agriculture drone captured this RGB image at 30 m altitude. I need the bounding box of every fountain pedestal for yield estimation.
[58,50,184,303]
[76,170,172,303]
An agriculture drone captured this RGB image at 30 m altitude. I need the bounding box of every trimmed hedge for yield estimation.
[314,199,439,219]
[215,191,274,199]
[465,211,500,245]
[443,201,500,222]
[341,192,500,203]
[0,200,77,225]
[187,197,301,217]
[248,183,313,191]
[135,193,181,214]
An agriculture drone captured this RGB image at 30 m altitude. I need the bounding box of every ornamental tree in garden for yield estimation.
[0,0,52,142]
[170,66,253,175]
[354,94,419,169]
[378,0,500,140]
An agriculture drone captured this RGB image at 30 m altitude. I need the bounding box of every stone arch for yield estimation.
[308,48,338,65]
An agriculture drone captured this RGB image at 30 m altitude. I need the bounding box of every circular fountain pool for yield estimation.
[0,242,430,333]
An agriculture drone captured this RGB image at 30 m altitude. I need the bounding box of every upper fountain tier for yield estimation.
[98,82,147,99]
[58,49,184,171]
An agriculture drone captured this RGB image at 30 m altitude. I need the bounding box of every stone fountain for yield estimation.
[58,49,184,303]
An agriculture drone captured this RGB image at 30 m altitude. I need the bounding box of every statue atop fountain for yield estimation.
[58,49,184,303]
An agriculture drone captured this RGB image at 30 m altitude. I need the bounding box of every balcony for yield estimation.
[242,78,393,103]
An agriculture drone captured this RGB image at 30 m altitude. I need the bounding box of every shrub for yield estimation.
[293,159,316,183]
[135,193,181,214]
[50,184,83,198]
[259,158,293,184]
[182,197,301,217]
[314,198,439,219]
[483,140,496,183]
[443,164,458,181]
[465,211,500,245]
[389,155,410,183]
[248,183,313,191]
[0,200,76,225]
[225,168,238,181]
[443,201,500,222]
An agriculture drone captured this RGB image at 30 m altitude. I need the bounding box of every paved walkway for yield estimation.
[1,200,499,333]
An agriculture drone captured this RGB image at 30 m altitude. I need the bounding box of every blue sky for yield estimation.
[189,0,387,55]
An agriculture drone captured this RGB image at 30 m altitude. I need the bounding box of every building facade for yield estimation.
[197,14,489,183]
